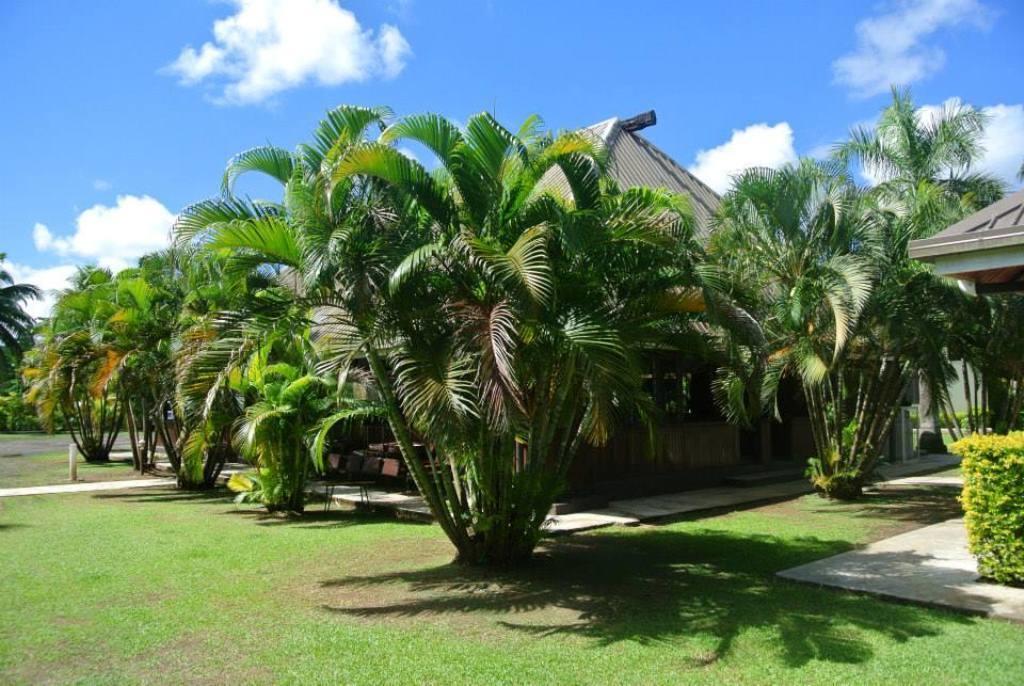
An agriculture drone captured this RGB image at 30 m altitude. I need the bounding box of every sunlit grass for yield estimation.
[1,481,1020,685]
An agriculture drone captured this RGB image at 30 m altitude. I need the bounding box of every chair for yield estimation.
[322,453,376,512]
[380,457,414,490]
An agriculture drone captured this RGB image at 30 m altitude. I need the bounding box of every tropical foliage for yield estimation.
[23,268,123,462]
[836,87,1008,454]
[0,254,40,381]
[176,105,717,563]
[952,432,1024,584]
[13,93,1022,559]
[710,89,1011,499]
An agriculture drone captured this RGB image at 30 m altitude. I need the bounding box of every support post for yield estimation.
[68,444,78,481]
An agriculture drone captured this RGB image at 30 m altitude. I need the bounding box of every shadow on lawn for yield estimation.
[92,488,411,529]
[93,489,231,504]
[228,507,403,529]
[319,527,972,668]
[805,486,963,526]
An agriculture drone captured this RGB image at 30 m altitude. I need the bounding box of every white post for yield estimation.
[69,444,78,481]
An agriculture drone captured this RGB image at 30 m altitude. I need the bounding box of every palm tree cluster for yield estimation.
[174,106,718,563]
[17,91,1023,564]
[709,88,1022,498]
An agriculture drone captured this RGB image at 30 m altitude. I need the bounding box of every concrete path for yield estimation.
[778,518,1024,623]
[0,477,174,498]
[311,453,961,534]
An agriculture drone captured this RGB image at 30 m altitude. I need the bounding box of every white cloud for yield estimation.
[166,0,411,104]
[397,146,419,162]
[833,0,991,98]
[92,179,113,191]
[976,103,1024,186]
[690,123,798,194]
[33,195,176,272]
[0,260,77,320]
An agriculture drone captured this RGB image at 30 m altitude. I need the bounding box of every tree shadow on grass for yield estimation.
[92,489,233,504]
[226,507,405,529]
[91,488,408,529]
[803,486,963,527]
[319,528,973,668]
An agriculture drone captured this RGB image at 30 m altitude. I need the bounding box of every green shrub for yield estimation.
[0,391,43,432]
[951,432,1024,585]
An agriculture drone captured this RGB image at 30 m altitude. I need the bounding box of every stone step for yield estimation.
[724,468,805,488]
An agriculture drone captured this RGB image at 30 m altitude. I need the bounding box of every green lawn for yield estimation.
[0,451,139,488]
[1,481,1020,685]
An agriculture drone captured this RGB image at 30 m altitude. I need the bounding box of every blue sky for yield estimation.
[1,0,1022,315]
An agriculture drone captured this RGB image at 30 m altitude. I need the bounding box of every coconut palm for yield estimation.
[177,105,712,564]
[837,87,1004,211]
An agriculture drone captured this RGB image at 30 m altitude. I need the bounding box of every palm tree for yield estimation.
[24,268,123,462]
[0,255,40,378]
[711,161,876,497]
[837,87,1004,211]
[178,106,711,564]
[228,354,331,513]
[837,88,1006,453]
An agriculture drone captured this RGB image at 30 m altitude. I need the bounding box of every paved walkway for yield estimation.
[313,453,961,534]
[0,477,174,498]
[779,517,1024,623]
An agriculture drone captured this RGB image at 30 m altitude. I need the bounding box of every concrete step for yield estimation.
[724,468,805,487]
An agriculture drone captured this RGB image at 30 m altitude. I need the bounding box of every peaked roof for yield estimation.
[544,113,721,235]
[909,188,1024,293]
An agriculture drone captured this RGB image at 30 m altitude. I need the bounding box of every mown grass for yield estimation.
[0,450,138,488]
[1,480,1020,685]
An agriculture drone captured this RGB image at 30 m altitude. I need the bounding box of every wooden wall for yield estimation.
[570,420,742,489]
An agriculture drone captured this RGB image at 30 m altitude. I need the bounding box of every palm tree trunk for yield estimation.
[917,372,946,454]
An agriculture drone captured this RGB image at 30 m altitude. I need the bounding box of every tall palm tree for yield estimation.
[837,87,1004,211]
[0,255,40,378]
[177,106,712,564]
[837,88,1005,453]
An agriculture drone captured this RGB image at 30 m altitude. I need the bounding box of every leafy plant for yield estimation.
[177,105,718,564]
[952,433,1024,585]
[23,268,123,462]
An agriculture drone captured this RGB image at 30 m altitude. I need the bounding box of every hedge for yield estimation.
[951,432,1024,585]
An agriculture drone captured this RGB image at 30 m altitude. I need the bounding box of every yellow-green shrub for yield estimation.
[951,432,1024,585]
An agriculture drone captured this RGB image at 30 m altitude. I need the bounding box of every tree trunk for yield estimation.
[917,373,946,454]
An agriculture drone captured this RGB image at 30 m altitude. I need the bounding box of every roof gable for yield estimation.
[542,113,721,236]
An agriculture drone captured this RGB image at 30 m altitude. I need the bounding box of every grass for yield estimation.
[1,479,1021,685]
[0,450,139,488]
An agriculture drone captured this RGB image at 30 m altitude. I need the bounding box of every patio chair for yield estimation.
[380,457,414,490]
[322,453,377,512]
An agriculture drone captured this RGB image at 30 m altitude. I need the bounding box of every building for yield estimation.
[908,188,1024,295]
[554,112,815,499]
